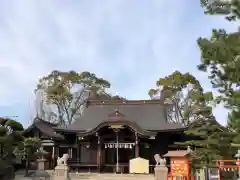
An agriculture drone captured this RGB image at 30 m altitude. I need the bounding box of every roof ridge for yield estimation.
[87,99,169,106]
[34,117,58,126]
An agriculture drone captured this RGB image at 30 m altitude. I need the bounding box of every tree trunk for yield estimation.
[24,158,29,177]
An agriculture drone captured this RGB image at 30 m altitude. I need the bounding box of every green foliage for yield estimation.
[13,137,41,177]
[227,110,240,143]
[0,127,7,137]
[228,110,240,132]
[197,29,240,98]
[0,118,24,141]
[0,118,24,172]
[198,1,240,108]
[149,70,232,168]
[23,137,41,159]
[5,120,24,131]
[198,0,240,148]
[149,71,213,125]
[110,95,127,100]
[178,118,234,169]
[14,137,41,162]
[172,2,239,177]
[36,70,111,126]
[23,137,41,147]
[97,93,127,100]
[200,0,240,21]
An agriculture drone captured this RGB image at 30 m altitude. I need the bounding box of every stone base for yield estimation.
[36,159,47,171]
[32,170,50,180]
[154,166,168,180]
[53,165,70,180]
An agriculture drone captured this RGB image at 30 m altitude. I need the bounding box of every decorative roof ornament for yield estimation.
[187,146,192,153]
[108,108,126,121]
[115,108,119,115]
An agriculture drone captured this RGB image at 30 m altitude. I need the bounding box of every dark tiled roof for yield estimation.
[25,118,64,139]
[66,100,185,132]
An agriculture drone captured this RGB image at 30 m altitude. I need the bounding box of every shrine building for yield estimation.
[24,96,188,173]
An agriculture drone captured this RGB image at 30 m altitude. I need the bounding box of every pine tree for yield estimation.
[197,0,240,148]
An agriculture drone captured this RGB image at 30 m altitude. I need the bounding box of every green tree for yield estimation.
[197,29,240,107]
[36,70,110,126]
[21,137,41,176]
[148,71,213,125]
[97,92,127,100]
[0,117,24,170]
[149,72,233,169]
[178,117,234,170]
[198,0,240,146]
[198,0,240,108]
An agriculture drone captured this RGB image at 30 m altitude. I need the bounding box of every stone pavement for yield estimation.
[14,171,154,180]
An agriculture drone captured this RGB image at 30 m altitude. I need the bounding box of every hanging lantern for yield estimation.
[129,144,132,149]
[105,144,107,148]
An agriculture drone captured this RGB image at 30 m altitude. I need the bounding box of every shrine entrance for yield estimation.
[104,142,135,164]
[99,125,138,173]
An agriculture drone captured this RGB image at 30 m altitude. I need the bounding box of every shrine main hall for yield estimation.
[25,97,188,173]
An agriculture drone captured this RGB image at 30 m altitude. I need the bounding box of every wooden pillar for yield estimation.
[56,146,59,158]
[52,146,55,159]
[135,132,139,158]
[68,148,73,158]
[96,132,101,172]
[76,136,79,163]
[52,145,55,169]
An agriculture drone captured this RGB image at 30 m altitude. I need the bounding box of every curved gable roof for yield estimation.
[66,100,185,133]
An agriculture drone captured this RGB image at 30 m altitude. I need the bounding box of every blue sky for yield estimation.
[0,0,238,127]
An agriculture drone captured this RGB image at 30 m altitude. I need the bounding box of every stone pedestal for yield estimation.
[37,159,46,170]
[53,164,70,180]
[154,166,168,180]
[32,159,50,179]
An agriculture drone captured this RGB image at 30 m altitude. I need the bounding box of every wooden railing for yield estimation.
[166,176,202,180]
[67,159,98,173]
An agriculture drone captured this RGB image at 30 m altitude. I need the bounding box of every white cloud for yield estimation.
[0,0,237,126]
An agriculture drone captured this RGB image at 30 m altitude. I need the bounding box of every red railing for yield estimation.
[166,176,200,180]
[215,159,240,180]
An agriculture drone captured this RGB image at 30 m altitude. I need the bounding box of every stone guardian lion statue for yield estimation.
[57,154,69,166]
[154,154,166,166]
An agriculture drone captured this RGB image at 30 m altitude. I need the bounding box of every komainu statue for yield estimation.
[57,154,69,166]
[154,154,166,166]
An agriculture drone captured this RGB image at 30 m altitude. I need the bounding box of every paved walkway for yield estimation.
[14,171,154,180]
